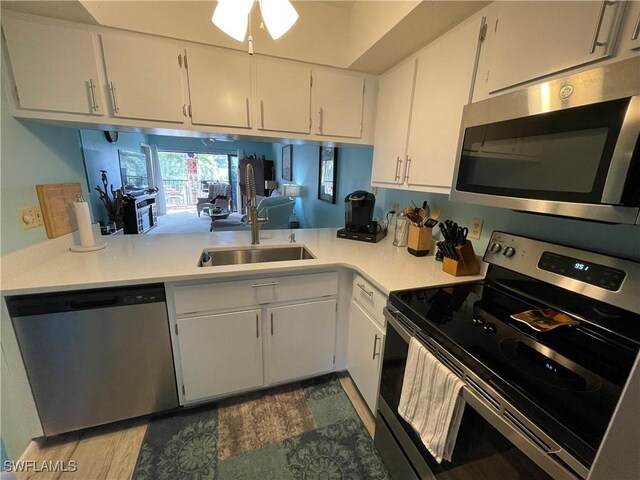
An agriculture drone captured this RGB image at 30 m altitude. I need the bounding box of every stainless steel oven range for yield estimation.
[375,232,639,479]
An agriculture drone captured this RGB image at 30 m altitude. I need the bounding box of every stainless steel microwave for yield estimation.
[450,57,640,224]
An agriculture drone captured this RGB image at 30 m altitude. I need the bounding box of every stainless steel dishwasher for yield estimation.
[6,284,179,436]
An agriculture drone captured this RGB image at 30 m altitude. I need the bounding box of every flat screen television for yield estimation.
[119,149,150,196]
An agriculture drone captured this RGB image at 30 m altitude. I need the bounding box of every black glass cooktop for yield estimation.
[389,273,640,467]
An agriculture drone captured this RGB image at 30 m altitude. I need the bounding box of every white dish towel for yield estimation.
[398,337,466,463]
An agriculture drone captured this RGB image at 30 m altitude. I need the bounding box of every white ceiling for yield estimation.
[1,1,489,74]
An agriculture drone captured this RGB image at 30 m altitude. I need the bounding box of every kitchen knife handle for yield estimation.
[372,334,381,359]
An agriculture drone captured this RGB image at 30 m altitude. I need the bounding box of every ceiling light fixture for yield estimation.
[211,0,298,44]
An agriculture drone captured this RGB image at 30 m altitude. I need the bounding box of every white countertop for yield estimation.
[1,228,486,296]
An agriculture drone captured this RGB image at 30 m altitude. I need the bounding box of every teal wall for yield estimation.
[271,144,375,228]
[0,81,86,255]
[377,188,640,260]
[80,129,148,225]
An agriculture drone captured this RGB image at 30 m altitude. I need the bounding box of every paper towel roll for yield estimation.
[74,201,95,247]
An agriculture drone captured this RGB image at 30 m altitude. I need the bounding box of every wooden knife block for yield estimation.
[407,224,432,257]
[443,241,480,276]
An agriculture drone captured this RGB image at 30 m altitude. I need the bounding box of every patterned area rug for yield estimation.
[132,374,390,479]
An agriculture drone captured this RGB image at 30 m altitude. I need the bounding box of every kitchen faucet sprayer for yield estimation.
[245,164,267,245]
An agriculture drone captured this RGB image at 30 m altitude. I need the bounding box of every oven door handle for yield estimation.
[383,307,412,343]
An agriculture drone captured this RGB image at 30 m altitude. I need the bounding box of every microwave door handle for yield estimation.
[601,96,640,204]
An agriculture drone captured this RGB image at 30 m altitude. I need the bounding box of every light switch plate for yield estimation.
[18,205,43,230]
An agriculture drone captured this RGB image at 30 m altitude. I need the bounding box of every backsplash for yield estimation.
[377,188,640,260]
[271,144,374,228]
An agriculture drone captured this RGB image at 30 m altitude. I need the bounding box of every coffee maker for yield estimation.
[337,190,387,243]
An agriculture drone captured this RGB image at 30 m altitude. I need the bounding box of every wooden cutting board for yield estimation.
[36,183,83,238]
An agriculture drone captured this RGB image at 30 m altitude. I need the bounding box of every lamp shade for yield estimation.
[282,184,302,197]
[259,0,299,40]
[212,0,254,42]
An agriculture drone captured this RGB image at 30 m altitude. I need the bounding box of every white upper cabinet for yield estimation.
[406,17,482,193]
[2,17,104,116]
[256,58,311,134]
[101,33,185,123]
[266,300,336,385]
[483,1,625,94]
[371,59,417,185]
[314,70,365,138]
[185,46,252,129]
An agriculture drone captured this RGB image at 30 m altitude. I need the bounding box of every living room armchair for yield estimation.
[212,196,295,231]
[196,182,230,216]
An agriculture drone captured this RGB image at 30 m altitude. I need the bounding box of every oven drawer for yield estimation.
[352,273,386,327]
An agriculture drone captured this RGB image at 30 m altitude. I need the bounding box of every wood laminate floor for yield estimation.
[14,374,374,480]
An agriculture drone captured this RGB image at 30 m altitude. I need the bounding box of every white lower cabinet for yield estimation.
[266,300,337,384]
[177,309,263,402]
[171,272,338,404]
[347,300,385,413]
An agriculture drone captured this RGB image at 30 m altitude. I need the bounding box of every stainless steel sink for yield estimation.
[199,245,316,267]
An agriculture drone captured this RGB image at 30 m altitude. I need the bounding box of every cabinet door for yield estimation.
[371,59,417,185]
[347,300,385,413]
[485,1,624,93]
[101,33,185,123]
[266,300,336,384]
[315,70,365,138]
[3,17,104,115]
[186,47,252,129]
[177,309,263,402]
[406,18,481,193]
[256,58,311,134]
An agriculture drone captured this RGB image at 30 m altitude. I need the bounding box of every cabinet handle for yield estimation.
[256,314,259,338]
[590,1,615,54]
[318,107,323,134]
[88,78,99,111]
[357,283,374,300]
[251,281,279,288]
[246,97,251,127]
[109,81,119,113]
[372,334,381,359]
[270,312,274,336]
[404,156,412,182]
[260,100,265,129]
[632,12,640,41]
[394,156,402,182]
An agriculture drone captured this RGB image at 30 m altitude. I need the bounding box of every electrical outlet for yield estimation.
[18,205,43,230]
[469,218,483,240]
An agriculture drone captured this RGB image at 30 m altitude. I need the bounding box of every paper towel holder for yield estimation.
[70,195,107,253]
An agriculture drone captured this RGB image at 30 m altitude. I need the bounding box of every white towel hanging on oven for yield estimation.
[398,337,466,463]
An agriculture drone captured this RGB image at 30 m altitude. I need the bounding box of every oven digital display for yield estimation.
[538,252,625,291]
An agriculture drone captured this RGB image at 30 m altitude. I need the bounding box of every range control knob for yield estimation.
[472,317,485,326]
[489,242,502,253]
[503,246,516,257]
[482,323,497,334]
